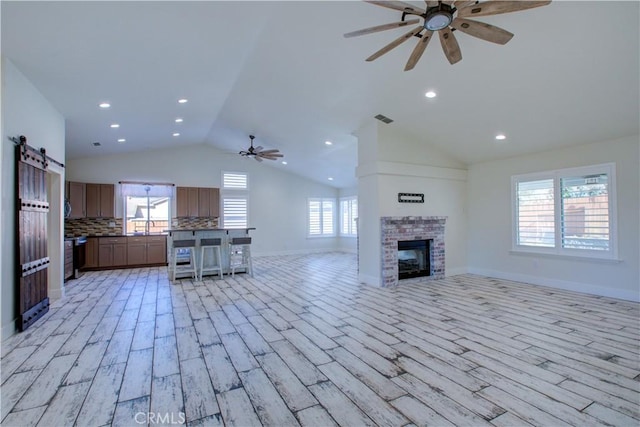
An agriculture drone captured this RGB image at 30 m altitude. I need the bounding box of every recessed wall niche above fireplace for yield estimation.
[381,216,446,287]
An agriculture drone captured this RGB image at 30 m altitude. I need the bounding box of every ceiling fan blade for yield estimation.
[254,156,263,162]
[260,152,283,157]
[365,1,425,15]
[457,1,551,18]
[344,19,420,38]
[254,146,263,152]
[405,30,434,71]
[366,26,424,62]
[439,27,462,64]
[451,17,513,44]
[259,149,281,154]
[453,1,477,10]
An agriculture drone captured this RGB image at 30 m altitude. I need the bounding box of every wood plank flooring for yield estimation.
[1,252,638,426]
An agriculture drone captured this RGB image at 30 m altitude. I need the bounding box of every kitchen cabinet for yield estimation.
[84,237,99,268]
[86,183,115,218]
[64,240,73,280]
[126,235,166,265]
[177,186,219,217]
[198,187,220,217]
[98,237,127,267]
[66,181,86,218]
[147,236,167,264]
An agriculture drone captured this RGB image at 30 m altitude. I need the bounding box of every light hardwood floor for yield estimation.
[1,252,638,426]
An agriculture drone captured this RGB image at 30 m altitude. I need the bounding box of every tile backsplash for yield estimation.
[171,217,219,229]
[65,216,220,237]
[65,218,123,237]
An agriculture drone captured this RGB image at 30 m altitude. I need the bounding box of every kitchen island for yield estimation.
[165,228,255,279]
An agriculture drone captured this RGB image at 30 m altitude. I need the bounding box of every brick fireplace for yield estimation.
[381,216,446,287]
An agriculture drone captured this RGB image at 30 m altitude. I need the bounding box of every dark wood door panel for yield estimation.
[16,143,50,331]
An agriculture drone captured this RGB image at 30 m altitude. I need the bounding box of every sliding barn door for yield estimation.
[15,144,50,331]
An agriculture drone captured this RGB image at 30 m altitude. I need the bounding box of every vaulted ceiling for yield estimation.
[2,1,638,188]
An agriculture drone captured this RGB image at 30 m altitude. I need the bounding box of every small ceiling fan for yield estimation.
[239,135,283,162]
[345,1,551,70]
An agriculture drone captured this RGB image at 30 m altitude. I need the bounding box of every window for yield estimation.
[308,198,336,237]
[340,197,358,236]
[222,171,248,229]
[512,163,616,259]
[121,183,173,234]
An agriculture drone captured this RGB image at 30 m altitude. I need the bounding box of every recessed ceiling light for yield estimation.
[495,134,506,140]
[117,138,126,143]
[175,118,183,123]
[425,91,437,98]
[110,123,120,128]
[99,102,111,108]
[325,141,333,146]
[328,177,334,181]
[282,161,288,165]
[93,142,101,147]
[178,98,188,104]
[172,132,180,137]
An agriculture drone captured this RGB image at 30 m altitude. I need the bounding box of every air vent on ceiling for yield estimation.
[374,114,393,124]
[93,142,101,147]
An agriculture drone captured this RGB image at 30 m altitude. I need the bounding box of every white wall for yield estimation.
[338,186,358,253]
[357,121,468,286]
[1,59,66,339]
[467,135,640,301]
[65,144,340,256]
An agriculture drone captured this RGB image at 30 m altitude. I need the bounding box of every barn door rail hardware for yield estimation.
[9,135,65,169]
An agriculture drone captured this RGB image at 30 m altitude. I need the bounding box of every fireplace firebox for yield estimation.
[397,239,431,280]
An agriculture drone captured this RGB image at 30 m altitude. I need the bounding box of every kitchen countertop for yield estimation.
[163,228,255,233]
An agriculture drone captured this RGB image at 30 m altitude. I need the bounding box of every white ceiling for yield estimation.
[2,1,638,188]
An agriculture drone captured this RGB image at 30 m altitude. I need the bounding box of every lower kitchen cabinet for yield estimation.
[84,235,167,270]
[127,235,167,266]
[99,237,127,268]
[147,236,167,264]
[84,237,99,268]
[64,240,73,280]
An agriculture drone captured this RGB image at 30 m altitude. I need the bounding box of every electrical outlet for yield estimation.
[108,221,116,228]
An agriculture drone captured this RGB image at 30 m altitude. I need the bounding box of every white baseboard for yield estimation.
[446,267,468,277]
[253,248,350,257]
[358,273,382,287]
[1,321,17,342]
[48,287,66,300]
[467,267,640,302]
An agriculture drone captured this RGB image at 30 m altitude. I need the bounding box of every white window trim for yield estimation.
[339,196,358,237]
[222,170,249,190]
[511,162,618,260]
[221,171,249,228]
[307,197,336,238]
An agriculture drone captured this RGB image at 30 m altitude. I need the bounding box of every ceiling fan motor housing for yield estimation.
[424,3,454,31]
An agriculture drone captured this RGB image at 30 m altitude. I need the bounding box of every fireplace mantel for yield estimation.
[381,216,446,287]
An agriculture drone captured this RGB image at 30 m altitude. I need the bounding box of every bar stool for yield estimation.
[199,238,224,280]
[229,237,253,278]
[171,239,198,281]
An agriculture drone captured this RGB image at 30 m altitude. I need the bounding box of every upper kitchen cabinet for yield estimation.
[85,183,115,218]
[176,186,219,217]
[66,181,86,218]
[176,187,195,217]
[198,187,220,218]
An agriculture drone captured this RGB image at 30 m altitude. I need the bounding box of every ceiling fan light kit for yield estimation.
[346,0,551,70]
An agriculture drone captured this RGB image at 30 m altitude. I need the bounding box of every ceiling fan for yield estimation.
[239,135,283,162]
[345,0,551,70]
